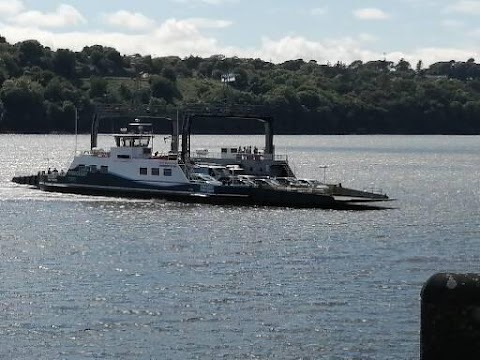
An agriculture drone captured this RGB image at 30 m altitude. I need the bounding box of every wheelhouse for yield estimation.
[114,121,153,148]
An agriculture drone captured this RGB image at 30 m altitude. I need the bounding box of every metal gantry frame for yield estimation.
[92,103,276,165]
[180,104,274,164]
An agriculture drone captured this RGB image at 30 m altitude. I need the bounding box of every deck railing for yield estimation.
[191,152,287,162]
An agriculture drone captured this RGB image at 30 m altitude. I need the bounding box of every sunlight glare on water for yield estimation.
[0,134,479,359]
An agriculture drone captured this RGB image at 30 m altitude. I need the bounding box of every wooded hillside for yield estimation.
[1,37,479,134]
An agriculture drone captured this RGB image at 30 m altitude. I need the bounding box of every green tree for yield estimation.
[281,59,305,71]
[0,78,45,131]
[1,53,21,77]
[44,77,64,102]
[105,49,123,68]
[17,40,45,67]
[89,76,108,99]
[118,83,133,101]
[395,59,411,72]
[162,66,177,82]
[298,89,320,109]
[183,55,202,71]
[53,49,76,79]
[44,76,79,103]
[133,87,151,104]
[198,61,214,77]
[149,75,181,103]
[416,60,423,74]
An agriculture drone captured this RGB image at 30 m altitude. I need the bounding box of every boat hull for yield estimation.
[35,175,388,210]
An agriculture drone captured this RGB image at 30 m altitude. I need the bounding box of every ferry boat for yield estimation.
[11,107,392,210]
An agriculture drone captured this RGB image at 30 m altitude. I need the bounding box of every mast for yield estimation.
[91,112,99,150]
[74,106,78,153]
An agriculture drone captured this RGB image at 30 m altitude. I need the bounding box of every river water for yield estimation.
[0,134,479,359]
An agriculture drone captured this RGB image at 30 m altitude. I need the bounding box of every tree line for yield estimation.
[1,36,480,134]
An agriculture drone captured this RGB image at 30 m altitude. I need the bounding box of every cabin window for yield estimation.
[100,166,108,174]
[221,148,227,153]
[143,148,151,155]
[151,168,160,176]
[140,167,147,175]
[163,168,172,176]
[117,154,130,159]
[78,164,85,169]
[90,165,97,173]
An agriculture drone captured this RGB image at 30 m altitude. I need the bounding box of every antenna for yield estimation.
[74,106,78,154]
[319,165,328,183]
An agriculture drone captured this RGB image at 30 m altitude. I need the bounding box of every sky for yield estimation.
[0,0,479,66]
